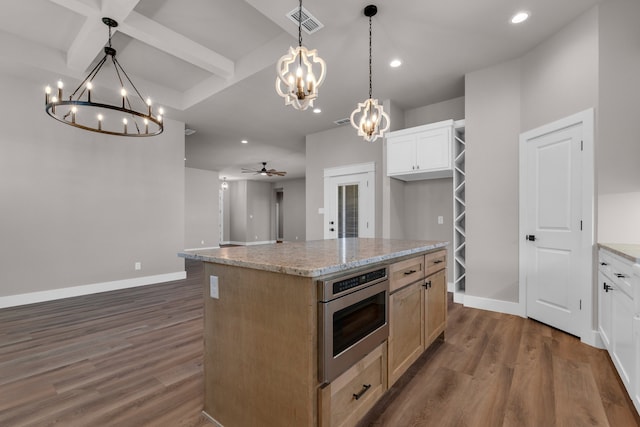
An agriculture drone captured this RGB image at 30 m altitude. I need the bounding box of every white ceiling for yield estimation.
[0,0,603,181]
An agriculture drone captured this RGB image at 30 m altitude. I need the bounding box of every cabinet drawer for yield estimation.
[389,256,425,292]
[425,250,447,276]
[600,250,634,300]
[318,343,387,427]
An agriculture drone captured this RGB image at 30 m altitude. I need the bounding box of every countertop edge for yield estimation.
[179,241,448,278]
[598,243,640,264]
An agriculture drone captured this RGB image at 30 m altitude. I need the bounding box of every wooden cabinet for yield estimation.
[386,120,454,181]
[425,268,447,347]
[388,250,447,386]
[388,280,424,385]
[389,255,425,292]
[318,342,387,427]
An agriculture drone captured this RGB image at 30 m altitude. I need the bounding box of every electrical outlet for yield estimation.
[209,276,219,299]
[438,216,444,225]
[135,262,141,270]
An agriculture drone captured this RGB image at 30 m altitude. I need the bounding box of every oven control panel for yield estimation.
[319,267,388,301]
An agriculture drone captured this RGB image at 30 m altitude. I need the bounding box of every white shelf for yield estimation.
[452,121,466,296]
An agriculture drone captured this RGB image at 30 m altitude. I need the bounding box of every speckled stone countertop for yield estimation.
[598,243,640,264]
[179,238,448,277]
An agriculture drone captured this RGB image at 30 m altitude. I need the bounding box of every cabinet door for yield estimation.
[415,126,451,172]
[598,271,613,350]
[425,269,447,347]
[387,135,416,175]
[634,314,640,414]
[388,281,424,386]
[612,289,635,393]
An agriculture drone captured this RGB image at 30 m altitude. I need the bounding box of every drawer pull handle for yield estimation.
[433,260,444,264]
[353,384,371,400]
[403,270,417,276]
[614,273,628,279]
[423,280,432,289]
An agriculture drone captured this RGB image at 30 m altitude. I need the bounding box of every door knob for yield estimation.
[525,235,536,242]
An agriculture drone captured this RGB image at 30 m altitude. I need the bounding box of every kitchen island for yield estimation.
[180,238,448,427]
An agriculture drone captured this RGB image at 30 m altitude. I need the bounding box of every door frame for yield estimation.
[518,108,595,345]
[323,162,376,239]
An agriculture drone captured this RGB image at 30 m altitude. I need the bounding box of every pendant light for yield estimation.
[350,5,390,142]
[275,0,326,110]
[44,17,163,137]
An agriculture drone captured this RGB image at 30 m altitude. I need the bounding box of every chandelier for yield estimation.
[44,17,163,137]
[275,0,326,110]
[350,5,390,142]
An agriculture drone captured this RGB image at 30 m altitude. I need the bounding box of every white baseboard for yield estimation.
[583,329,605,349]
[447,281,455,293]
[453,291,465,304]
[0,271,187,309]
[202,411,223,427]
[463,294,525,318]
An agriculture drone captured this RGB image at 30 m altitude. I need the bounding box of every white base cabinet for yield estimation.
[598,247,640,415]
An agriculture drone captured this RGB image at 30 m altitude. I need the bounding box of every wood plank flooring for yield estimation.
[358,295,640,427]
[1,260,638,426]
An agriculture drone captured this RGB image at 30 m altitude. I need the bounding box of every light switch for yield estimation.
[210,275,219,299]
[438,216,444,225]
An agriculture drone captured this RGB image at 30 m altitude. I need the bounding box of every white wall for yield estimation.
[272,178,306,242]
[596,0,640,242]
[246,180,272,243]
[0,71,185,302]
[185,168,220,249]
[404,97,465,129]
[464,6,601,305]
[465,59,522,303]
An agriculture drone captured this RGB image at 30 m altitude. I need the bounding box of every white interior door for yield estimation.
[520,111,593,339]
[324,163,375,239]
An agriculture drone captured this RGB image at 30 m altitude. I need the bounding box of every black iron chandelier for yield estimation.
[44,17,163,137]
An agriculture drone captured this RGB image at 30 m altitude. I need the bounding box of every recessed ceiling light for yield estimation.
[390,59,402,68]
[511,11,529,24]
[313,108,322,114]
[241,139,248,144]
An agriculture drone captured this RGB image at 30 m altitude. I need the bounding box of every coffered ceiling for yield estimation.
[0,0,603,180]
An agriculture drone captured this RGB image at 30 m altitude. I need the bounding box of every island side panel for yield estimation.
[203,262,318,426]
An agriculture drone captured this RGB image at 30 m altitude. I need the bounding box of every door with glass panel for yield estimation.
[324,164,375,239]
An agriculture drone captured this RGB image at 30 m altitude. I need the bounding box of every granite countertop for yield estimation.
[598,243,640,264]
[179,238,448,277]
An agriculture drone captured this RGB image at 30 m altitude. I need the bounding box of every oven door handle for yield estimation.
[353,384,372,400]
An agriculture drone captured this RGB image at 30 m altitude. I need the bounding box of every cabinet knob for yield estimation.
[604,282,613,292]
[600,262,608,266]
[423,280,432,289]
[614,273,628,279]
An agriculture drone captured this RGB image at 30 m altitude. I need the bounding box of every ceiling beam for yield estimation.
[120,12,234,79]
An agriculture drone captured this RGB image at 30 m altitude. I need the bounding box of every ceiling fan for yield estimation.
[242,162,287,177]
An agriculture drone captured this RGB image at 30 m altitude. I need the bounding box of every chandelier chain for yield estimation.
[298,0,303,48]
[368,15,372,100]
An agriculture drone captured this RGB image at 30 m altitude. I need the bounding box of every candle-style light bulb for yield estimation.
[146,97,152,115]
[97,114,103,131]
[144,118,149,134]
[71,106,77,124]
[57,80,63,100]
[86,81,93,102]
[123,117,128,133]
[45,86,51,104]
[51,95,58,113]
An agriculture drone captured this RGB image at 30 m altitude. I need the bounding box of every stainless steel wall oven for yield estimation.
[318,266,389,384]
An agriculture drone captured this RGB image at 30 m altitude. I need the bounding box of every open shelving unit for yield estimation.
[453,120,466,303]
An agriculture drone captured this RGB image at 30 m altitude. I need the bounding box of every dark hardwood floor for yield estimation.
[1,260,638,426]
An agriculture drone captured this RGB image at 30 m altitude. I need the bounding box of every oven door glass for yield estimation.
[333,290,386,357]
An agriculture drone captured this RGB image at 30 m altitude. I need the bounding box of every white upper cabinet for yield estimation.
[386,119,454,181]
